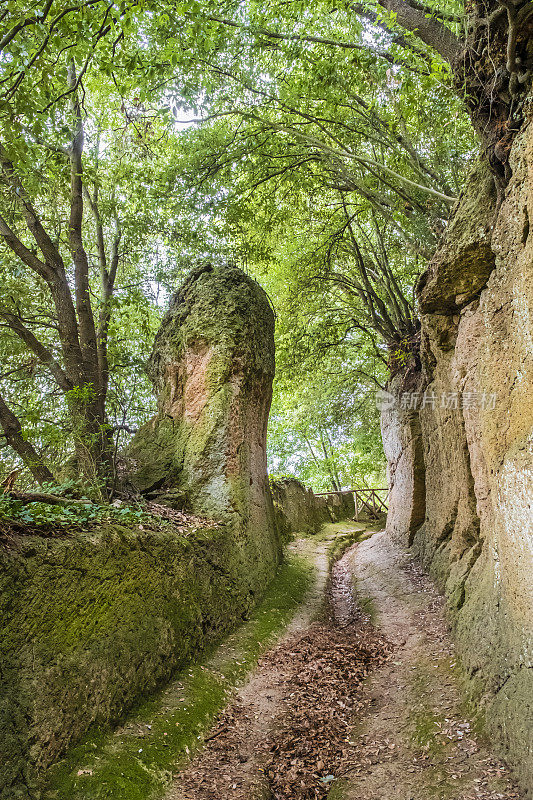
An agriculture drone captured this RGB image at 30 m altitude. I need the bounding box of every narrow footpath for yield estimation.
[167,525,522,800]
[334,531,521,800]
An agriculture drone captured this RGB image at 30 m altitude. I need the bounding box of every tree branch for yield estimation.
[202,12,427,71]
[0,146,85,385]
[0,391,54,485]
[0,143,66,271]
[0,309,73,392]
[0,214,51,279]
[360,0,464,64]
[0,0,54,52]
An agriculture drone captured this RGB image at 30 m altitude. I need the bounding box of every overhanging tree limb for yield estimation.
[371,0,463,64]
[201,12,429,71]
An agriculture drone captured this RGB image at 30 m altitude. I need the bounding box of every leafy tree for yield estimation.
[0,2,185,489]
[0,0,530,491]
[268,345,387,491]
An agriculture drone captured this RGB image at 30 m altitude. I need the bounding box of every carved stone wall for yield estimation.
[382,110,533,794]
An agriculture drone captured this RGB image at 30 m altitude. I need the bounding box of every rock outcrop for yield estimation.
[380,371,426,545]
[382,107,533,794]
[269,477,356,538]
[0,264,287,798]
[270,477,325,536]
[129,263,282,586]
[0,520,277,799]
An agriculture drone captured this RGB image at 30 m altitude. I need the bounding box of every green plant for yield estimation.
[0,491,146,529]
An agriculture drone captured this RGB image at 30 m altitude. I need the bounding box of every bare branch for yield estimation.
[0,309,72,392]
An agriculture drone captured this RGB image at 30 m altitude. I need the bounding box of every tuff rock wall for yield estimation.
[382,108,533,793]
[1,522,267,799]
[269,476,356,539]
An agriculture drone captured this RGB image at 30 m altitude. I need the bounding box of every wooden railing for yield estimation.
[314,488,389,520]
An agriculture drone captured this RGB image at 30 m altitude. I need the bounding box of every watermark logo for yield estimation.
[376,390,497,412]
[375,389,396,411]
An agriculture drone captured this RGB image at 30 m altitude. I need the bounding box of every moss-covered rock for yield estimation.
[1,265,286,797]
[127,263,281,587]
[269,477,357,539]
[0,520,278,799]
[325,491,356,522]
[270,477,324,537]
[41,551,313,800]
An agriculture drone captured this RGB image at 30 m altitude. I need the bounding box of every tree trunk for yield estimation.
[319,429,340,491]
[0,74,118,491]
[67,392,113,494]
[0,393,54,485]
[457,1,533,185]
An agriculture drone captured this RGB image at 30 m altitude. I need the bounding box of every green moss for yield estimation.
[1,519,282,799]
[126,415,183,492]
[409,707,447,755]
[406,662,448,757]
[403,661,470,800]
[402,658,514,800]
[325,523,374,563]
[325,777,350,799]
[42,553,312,800]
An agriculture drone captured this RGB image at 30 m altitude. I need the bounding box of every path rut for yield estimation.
[165,531,340,800]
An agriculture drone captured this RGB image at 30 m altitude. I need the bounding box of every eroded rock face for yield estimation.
[383,106,533,793]
[128,263,281,583]
[0,522,265,796]
[270,477,328,538]
[269,477,356,538]
[381,371,426,546]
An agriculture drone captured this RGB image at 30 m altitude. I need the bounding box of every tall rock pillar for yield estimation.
[128,263,281,587]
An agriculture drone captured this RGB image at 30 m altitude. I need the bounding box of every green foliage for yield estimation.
[0,0,475,492]
[268,473,297,485]
[40,479,89,497]
[261,257,388,491]
[0,491,145,528]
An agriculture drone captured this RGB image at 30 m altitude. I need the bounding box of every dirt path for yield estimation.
[165,523,381,800]
[338,531,521,800]
[165,534,335,800]
[165,526,523,800]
